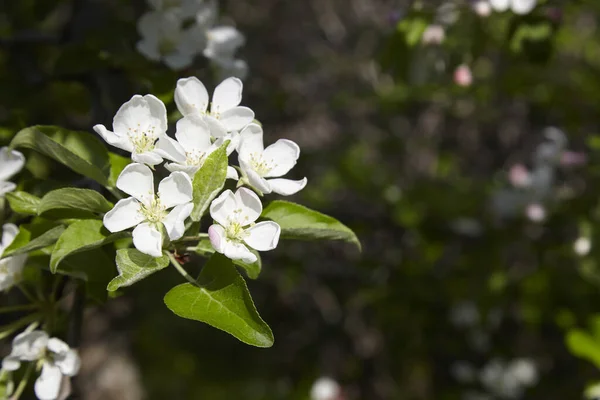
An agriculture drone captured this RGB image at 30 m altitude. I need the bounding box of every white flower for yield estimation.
[204,25,245,65]
[0,223,27,291]
[103,164,193,257]
[174,76,255,143]
[574,237,592,256]
[155,115,239,180]
[0,147,25,197]
[489,0,536,15]
[310,377,341,400]
[93,94,168,166]
[2,330,80,400]
[136,10,206,70]
[508,358,538,387]
[208,188,280,263]
[238,123,307,196]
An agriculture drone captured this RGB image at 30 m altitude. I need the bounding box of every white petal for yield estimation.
[116,163,155,205]
[132,223,163,257]
[162,203,193,240]
[103,198,144,232]
[164,52,194,71]
[489,0,510,11]
[2,223,19,248]
[204,26,245,60]
[54,350,80,377]
[10,330,48,361]
[244,221,280,251]
[131,151,164,166]
[211,77,243,113]
[158,172,193,208]
[2,356,20,371]
[34,362,62,400]
[240,160,272,194]
[155,136,186,163]
[512,0,536,14]
[234,187,262,224]
[262,139,300,178]
[219,107,254,131]
[0,181,16,197]
[205,115,228,137]
[46,338,69,356]
[175,77,209,117]
[0,147,25,182]
[175,115,213,150]
[214,131,240,155]
[136,39,161,61]
[238,123,264,161]
[92,125,133,152]
[267,177,307,196]
[227,166,239,181]
[164,163,199,177]
[209,189,237,227]
[112,94,168,139]
[208,224,226,254]
[223,241,257,263]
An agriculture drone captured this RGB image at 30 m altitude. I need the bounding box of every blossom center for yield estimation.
[249,152,275,176]
[225,221,246,241]
[140,197,167,224]
[128,124,158,154]
[185,149,206,166]
[159,36,178,55]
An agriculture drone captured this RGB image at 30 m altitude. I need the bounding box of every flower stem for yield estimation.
[0,304,38,314]
[178,234,209,242]
[10,362,33,400]
[167,252,198,286]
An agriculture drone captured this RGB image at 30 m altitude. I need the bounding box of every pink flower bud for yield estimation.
[454,64,473,87]
[473,0,492,17]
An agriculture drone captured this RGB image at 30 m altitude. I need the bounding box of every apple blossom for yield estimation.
[421,25,445,45]
[310,377,342,400]
[489,0,536,15]
[208,188,280,263]
[0,223,27,292]
[103,163,193,257]
[454,64,473,87]
[174,76,255,143]
[0,147,25,197]
[238,123,307,196]
[93,95,169,166]
[2,330,80,400]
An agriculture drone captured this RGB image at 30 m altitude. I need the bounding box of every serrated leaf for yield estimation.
[10,125,110,187]
[164,253,273,347]
[5,191,40,215]
[3,225,65,258]
[190,142,229,221]
[107,248,169,291]
[39,188,113,216]
[566,329,600,369]
[192,239,261,279]
[261,200,361,251]
[108,152,131,187]
[50,219,128,273]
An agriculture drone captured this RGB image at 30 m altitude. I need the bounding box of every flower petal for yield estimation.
[132,223,163,257]
[234,187,262,224]
[512,0,536,14]
[2,223,19,249]
[158,172,193,208]
[219,107,254,131]
[10,330,48,361]
[34,362,62,400]
[489,0,510,11]
[162,203,193,240]
[223,241,257,263]
[209,189,237,227]
[214,131,240,155]
[175,115,213,150]
[211,77,243,114]
[267,177,307,196]
[2,356,20,371]
[103,198,144,232]
[0,181,16,197]
[244,221,280,251]
[262,139,300,178]
[208,224,226,254]
[155,135,186,163]
[175,77,209,116]
[46,338,69,356]
[92,125,133,152]
[227,166,239,181]
[136,39,161,61]
[238,123,264,161]
[240,160,272,194]
[164,163,199,177]
[204,26,245,60]
[131,151,164,166]
[54,351,80,377]
[116,163,155,205]
[164,52,194,71]
[0,147,25,182]
[112,95,167,139]
[205,115,228,137]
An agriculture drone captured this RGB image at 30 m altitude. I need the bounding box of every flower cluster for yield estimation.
[2,330,81,400]
[137,0,247,76]
[487,0,537,15]
[0,146,25,197]
[96,76,306,260]
[0,223,28,291]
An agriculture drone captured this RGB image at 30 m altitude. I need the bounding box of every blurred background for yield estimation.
[2,0,600,399]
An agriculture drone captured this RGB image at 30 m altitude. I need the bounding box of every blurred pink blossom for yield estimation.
[508,164,531,188]
[421,24,445,45]
[454,64,473,87]
[560,151,587,167]
[526,203,546,222]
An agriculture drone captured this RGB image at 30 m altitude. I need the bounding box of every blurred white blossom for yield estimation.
[0,223,27,291]
[489,0,537,15]
[310,377,341,400]
[574,237,592,256]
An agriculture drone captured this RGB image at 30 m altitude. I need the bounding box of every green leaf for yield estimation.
[164,253,274,347]
[190,141,228,221]
[262,200,361,251]
[107,248,169,291]
[38,188,113,216]
[50,219,128,273]
[5,191,40,215]
[192,239,262,279]
[108,152,131,187]
[3,225,65,258]
[566,329,600,369]
[10,125,110,187]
